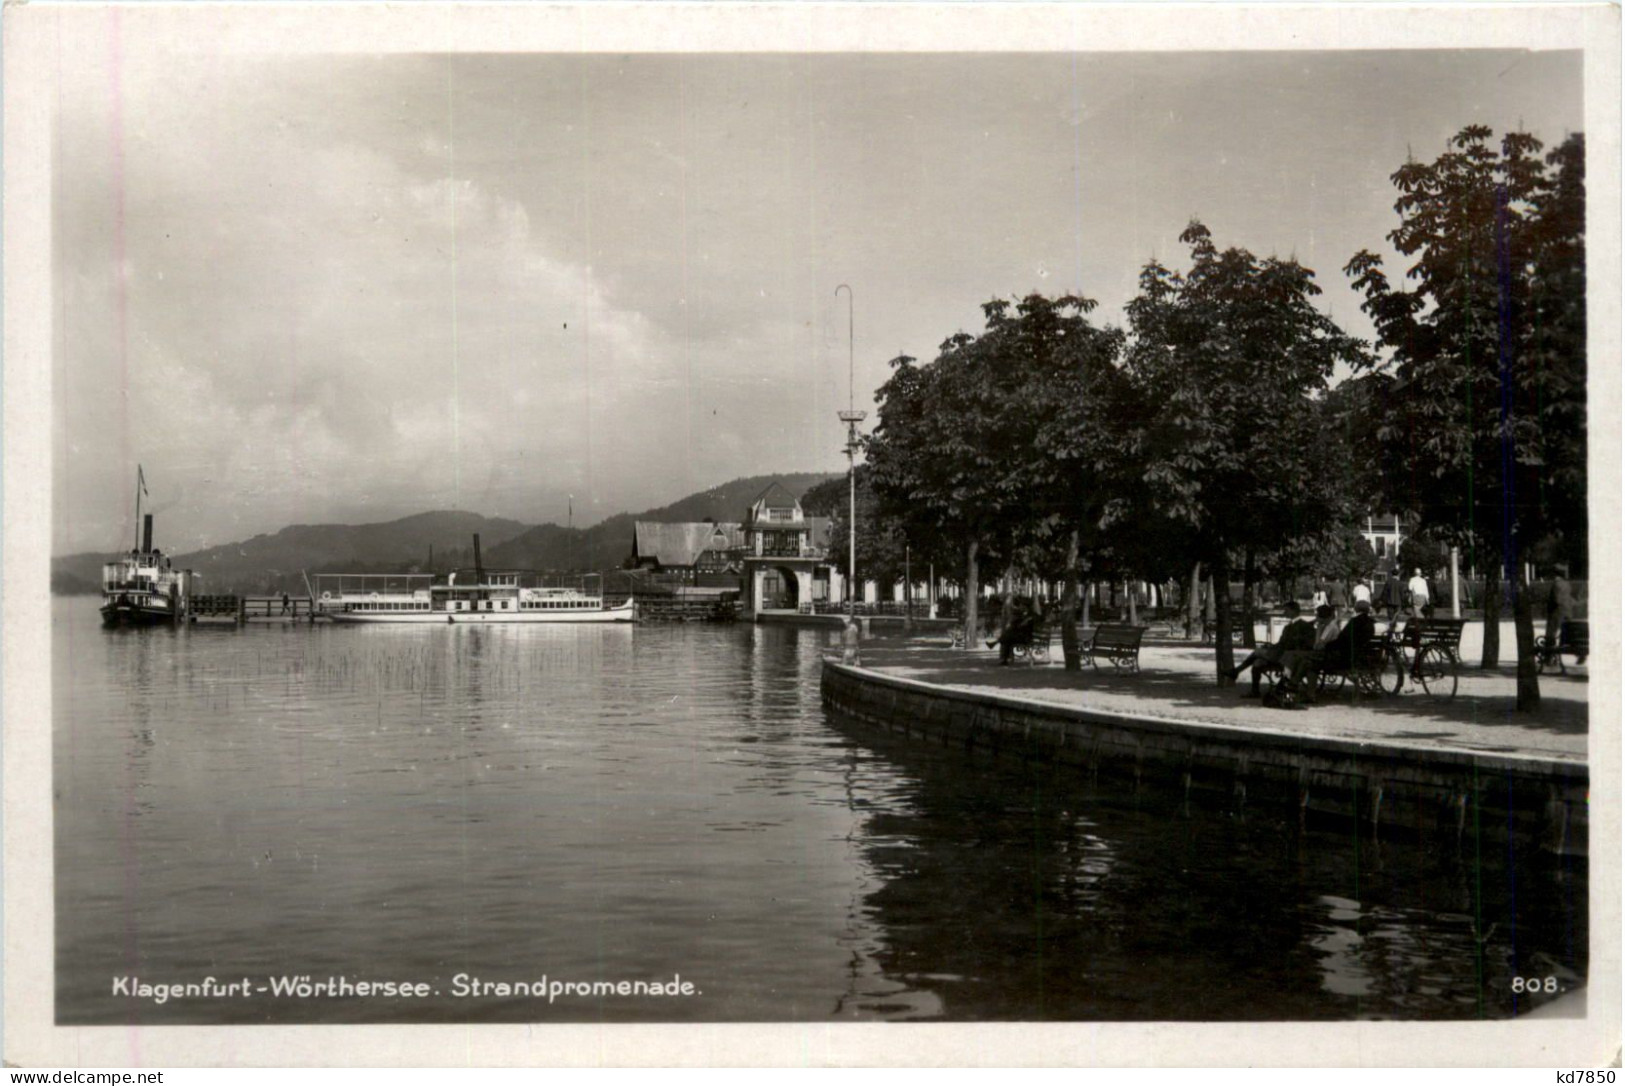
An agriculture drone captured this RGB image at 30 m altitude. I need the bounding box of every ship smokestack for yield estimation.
[142,514,153,553]
[472,533,483,585]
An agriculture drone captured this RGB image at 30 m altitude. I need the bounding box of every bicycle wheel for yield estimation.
[1379,647,1406,696]
[1417,645,1457,700]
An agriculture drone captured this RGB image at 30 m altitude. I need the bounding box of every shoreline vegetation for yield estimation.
[853,126,1584,714]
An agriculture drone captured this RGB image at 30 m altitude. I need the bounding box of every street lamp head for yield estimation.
[838,409,867,423]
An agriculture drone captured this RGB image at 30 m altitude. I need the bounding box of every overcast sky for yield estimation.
[53,44,1581,554]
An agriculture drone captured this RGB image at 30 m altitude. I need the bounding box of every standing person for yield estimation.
[1327,579,1348,614]
[1407,568,1431,612]
[1352,578,1372,608]
[841,615,862,665]
[1380,575,1405,618]
[1312,582,1329,610]
[281,592,291,615]
[1545,569,1578,661]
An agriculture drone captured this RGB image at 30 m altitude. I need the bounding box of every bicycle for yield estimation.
[1312,633,1405,700]
[1389,617,1465,701]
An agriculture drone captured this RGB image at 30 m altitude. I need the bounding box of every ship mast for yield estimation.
[133,465,145,552]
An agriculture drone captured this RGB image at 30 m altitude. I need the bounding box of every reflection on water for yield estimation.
[826,713,1586,1021]
[54,603,1585,1023]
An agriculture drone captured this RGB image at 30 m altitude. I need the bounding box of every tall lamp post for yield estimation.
[835,284,864,618]
[904,544,912,628]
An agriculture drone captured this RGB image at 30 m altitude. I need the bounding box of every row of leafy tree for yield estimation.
[830,126,1584,711]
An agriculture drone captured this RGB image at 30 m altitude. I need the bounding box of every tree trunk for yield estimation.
[1241,547,1258,649]
[1213,553,1236,683]
[1082,579,1092,628]
[1512,569,1541,711]
[1126,580,1139,625]
[903,564,912,629]
[962,539,980,649]
[1480,568,1501,669]
[1061,531,1081,671]
[1000,561,1016,634]
[1186,562,1202,639]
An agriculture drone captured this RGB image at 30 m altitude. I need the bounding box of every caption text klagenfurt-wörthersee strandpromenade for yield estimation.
[110,974,700,1005]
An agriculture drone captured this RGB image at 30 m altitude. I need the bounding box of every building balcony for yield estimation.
[748,546,829,562]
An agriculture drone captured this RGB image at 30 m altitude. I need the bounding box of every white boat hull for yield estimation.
[328,600,637,625]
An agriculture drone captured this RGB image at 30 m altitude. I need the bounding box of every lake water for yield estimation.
[54,601,1586,1024]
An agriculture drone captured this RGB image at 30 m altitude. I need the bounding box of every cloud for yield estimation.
[51,47,1583,554]
[55,53,703,550]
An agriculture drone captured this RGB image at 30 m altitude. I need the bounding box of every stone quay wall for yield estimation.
[820,660,1588,856]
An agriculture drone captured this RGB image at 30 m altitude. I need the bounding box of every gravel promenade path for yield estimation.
[847,634,1588,765]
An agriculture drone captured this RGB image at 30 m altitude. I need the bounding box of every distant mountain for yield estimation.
[484,472,839,572]
[52,511,529,596]
[637,472,839,524]
[51,474,840,594]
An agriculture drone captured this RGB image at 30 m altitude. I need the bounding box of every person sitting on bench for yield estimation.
[1281,599,1376,705]
[1311,603,1343,648]
[993,602,1039,665]
[1226,601,1316,698]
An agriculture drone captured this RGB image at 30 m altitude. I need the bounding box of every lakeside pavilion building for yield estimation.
[739,482,836,618]
[624,481,839,617]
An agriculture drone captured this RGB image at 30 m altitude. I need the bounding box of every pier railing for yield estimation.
[187,595,319,622]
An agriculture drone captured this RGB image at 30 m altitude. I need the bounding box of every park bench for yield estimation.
[1396,616,1467,653]
[1390,617,1466,700]
[1083,623,1147,673]
[1200,615,1246,645]
[1536,619,1589,675]
[1144,607,1187,639]
[1022,620,1053,664]
[1267,626,1399,703]
[1285,637,1395,701]
[994,616,1052,665]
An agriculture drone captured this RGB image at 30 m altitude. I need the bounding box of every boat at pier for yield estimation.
[321,577,635,624]
[316,534,635,625]
[101,468,196,627]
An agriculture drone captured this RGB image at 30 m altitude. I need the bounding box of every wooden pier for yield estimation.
[187,595,320,624]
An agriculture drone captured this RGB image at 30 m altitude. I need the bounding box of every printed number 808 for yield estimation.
[1511,976,1559,993]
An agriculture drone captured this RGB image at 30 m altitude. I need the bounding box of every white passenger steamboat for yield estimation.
[315,535,635,625]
